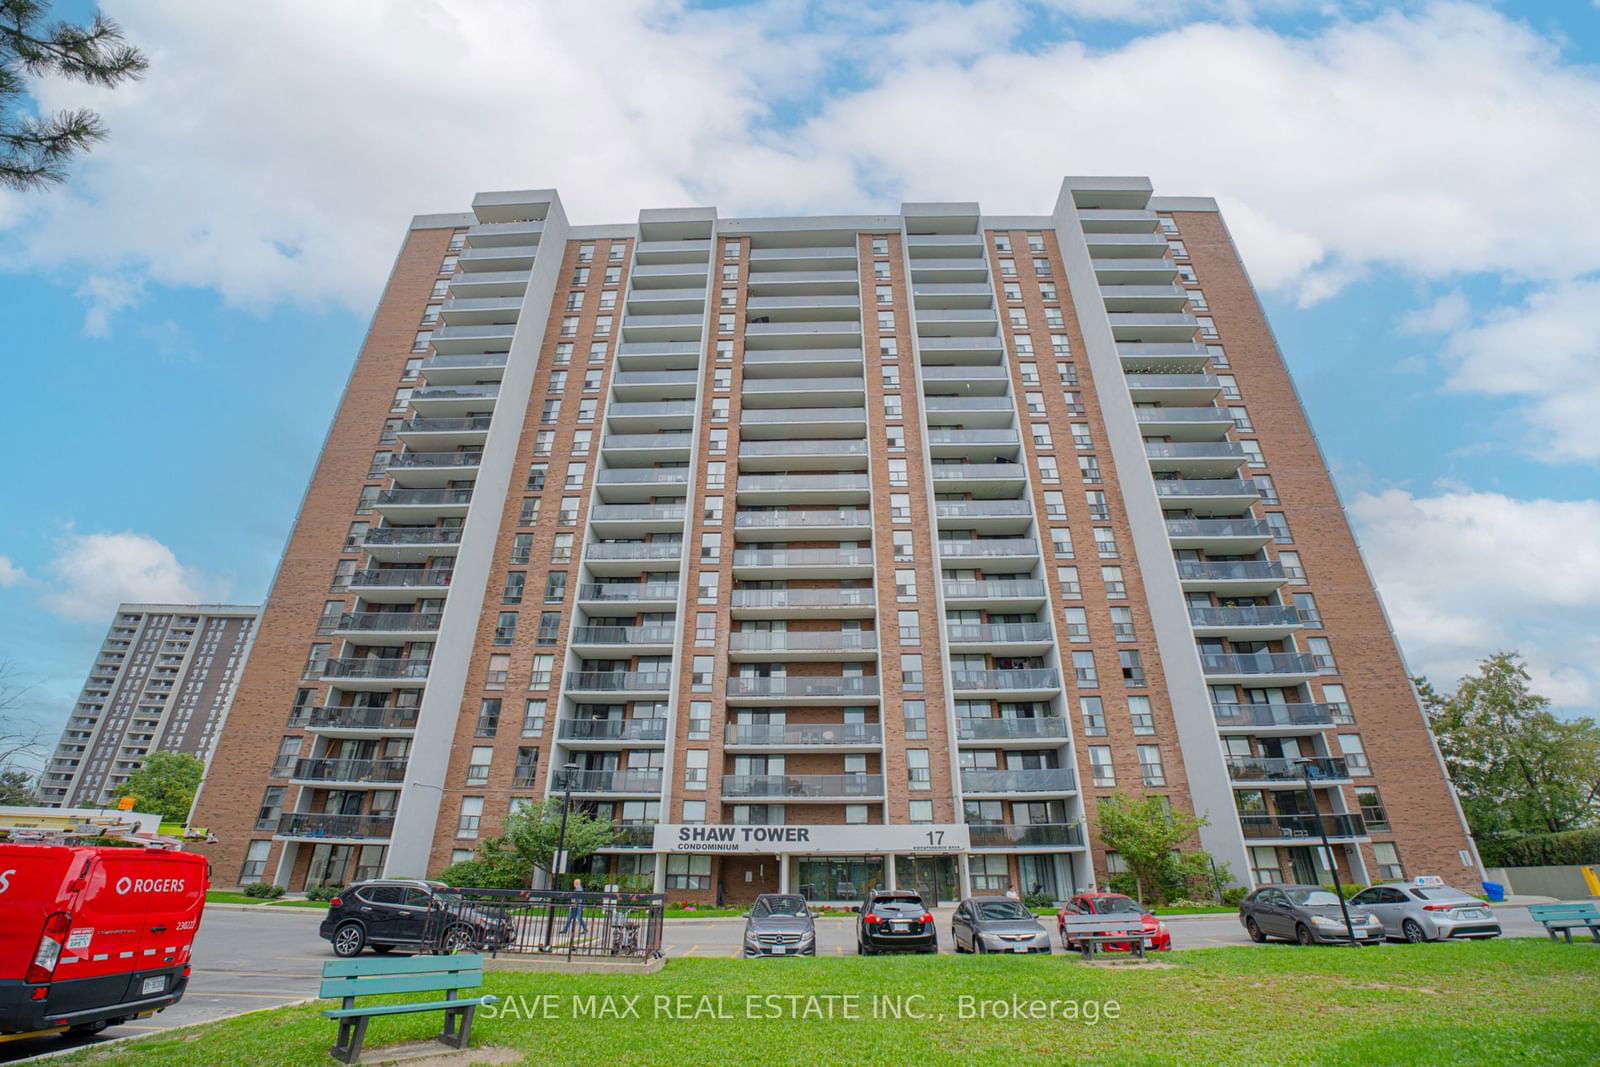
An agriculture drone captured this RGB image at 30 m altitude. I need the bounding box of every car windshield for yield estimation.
[1285,889,1341,907]
[977,901,1033,921]
[754,896,808,917]
[1090,897,1142,915]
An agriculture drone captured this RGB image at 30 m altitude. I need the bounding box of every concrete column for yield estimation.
[779,854,790,894]
[652,856,666,894]
[885,853,897,891]
[958,852,972,897]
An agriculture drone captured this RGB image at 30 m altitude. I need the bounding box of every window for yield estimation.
[1044,308,1063,328]
[697,572,719,602]
[1051,334,1070,356]
[1032,423,1054,448]
[401,358,422,382]
[1089,746,1115,787]
[303,643,331,679]
[1241,440,1266,468]
[700,532,721,562]
[559,497,579,525]
[522,699,547,737]
[1371,842,1403,881]
[1121,650,1147,687]
[703,495,724,523]
[255,786,286,830]
[1197,316,1218,340]
[667,854,711,890]
[907,749,930,790]
[909,799,933,824]
[390,389,412,414]
[510,534,532,564]
[1110,606,1136,641]
[467,746,493,785]
[565,291,584,312]
[564,461,586,488]
[1003,283,1023,302]
[684,750,707,790]
[571,267,590,286]
[899,610,921,643]
[888,459,908,486]
[1129,695,1155,734]
[890,493,912,522]
[1033,257,1052,277]
[872,237,889,256]
[411,331,433,353]
[1071,424,1093,450]
[1101,566,1125,598]
[541,399,561,424]
[1086,491,1109,521]
[680,802,706,827]
[901,654,924,690]
[993,234,1011,251]
[692,656,714,691]
[1338,734,1370,775]
[1051,528,1074,559]
[1356,787,1389,831]
[1279,549,1305,583]
[1229,406,1253,432]
[877,310,896,332]
[1039,282,1057,302]
[999,258,1016,277]
[1072,650,1097,685]
[1044,491,1067,519]
[689,701,711,740]
[577,243,595,263]
[503,572,526,604]
[1063,391,1084,415]
[1323,683,1354,724]
[543,571,567,603]
[1094,528,1118,558]
[1038,456,1058,483]
[534,431,555,456]
[845,805,869,825]
[904,700,927,740]
[718,314,735,334]
[1308,637,1337,672]
[240,840,271,882]
[716,340,733,362]
[1080,697,1106,737]
[711,397,729,422]
[1013,335,1033,356]
[895,568,917,601]
[1250,847,1283,885]
[1138,745,1165,786]
[551,533,574,562]
[881,365,900,390]
[1217,374,1240,400]
[1025,391,1045,416]
[724,240,740,260]
[589,340,609,362]
[476,699,501,738]
[1009,308,1029,329]
[529,654,554,689]
[537,611,560,646]
[493,611,518,645]
[892,529,914,561]
[883,395,901,419]
[486,653,510,690]
[578,398,597,422]
[553,343,573,365]
[720,288,737,308]
[879,337,897,359]
[1064,607,1089,641]
[1294,592,1321,627]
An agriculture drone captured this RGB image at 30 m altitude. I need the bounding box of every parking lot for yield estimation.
[2,902,1550,1061]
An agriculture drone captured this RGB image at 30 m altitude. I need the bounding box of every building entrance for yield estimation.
[895,855,959,904]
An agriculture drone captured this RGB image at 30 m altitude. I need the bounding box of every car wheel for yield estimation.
[857,937,870,956]
[975,939,986,954]
[1402,920,1428,944]
[1245,918,1266,943]
[440,924,478,954]
[370,944,395,954]
[332,921,366,958]
[1295,924,1314,947]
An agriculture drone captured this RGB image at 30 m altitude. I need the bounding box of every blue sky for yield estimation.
[3,0,1599,761]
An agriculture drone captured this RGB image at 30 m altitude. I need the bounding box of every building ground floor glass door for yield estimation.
[895,855,959,904]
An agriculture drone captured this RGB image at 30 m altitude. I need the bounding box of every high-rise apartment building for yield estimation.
[41,603,259,808]
[192,178,1478,901]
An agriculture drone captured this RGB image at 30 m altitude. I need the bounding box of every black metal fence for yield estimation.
[423,888,665,960]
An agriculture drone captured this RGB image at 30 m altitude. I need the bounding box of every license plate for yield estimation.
[141,976,166,995]
[1460,910,1487,919]
[892,922,908,932]
[771,944,786,955]
[1011,944,1028,953]
[1355,930,1369,938]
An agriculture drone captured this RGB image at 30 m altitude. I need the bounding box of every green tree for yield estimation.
[501,797,615,884]
[1419,652,1600,842]
[111,751,203,823]
[2,0,147,190]
[1095,792,1215,906]
[435,836,533,889]
[0,767,37,805]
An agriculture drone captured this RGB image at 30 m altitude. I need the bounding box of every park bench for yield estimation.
[1527,902,1600,944]
[319,953,498,1064]
[1058,915,1152,960]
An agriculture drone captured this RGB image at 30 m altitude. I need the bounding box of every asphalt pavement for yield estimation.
[2,902,1552,1061]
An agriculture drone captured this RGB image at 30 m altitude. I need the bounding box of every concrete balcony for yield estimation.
[1099,284,1190,312]
[569,624,677,654]
[601,432,694,464]
[581,541,684,575]
[1145,441,1247,478]
[724,722,883,750]
[1238,813,1367,843]
[743,320,862,349]
[731,546,874,579]
[320,657,431,688]
[738,406,867,439]
[1164,518,1274,552]
[629,264,708,291]
[1151,479,1259,516]
[614,341,702,370]
[385,450,482,488]
[740,348,864,378]
[274,812,395,842]
[729,587,876,619]
[446,269,530,298]
[942,578,1049,610]
[926,427,1022,461]
[606,400,696,432]
[594,468,691,503]
[736,473,870,505]
[907,258,989,283]
[744,269,860,296]
[1077,208,1158,233]
[303,705,419,734]
[937,537,1040,570]
[1187,605,1303,640]
[588,503,687,536]
[1199,651,1319,685]
[567,769,665,796]
[619,313,703,344]
[915,307,1001,337]
[948,668,1062,700]
[326,611,441,644]
[397,415,493,449]
[956,716,1070,744]
[1085,231,1170,257]
[744,294,861,321]
[726,629,878,661]
[934,498,1033,533]
[456,244,536,272]
[347,566,454,601]
[733,508,871,541]
[1092,258,1180,284]
[929,463,1030,496]
[558,718,670,745]
[1133,405,1232,440]
[1117,342,1210,370]
[1176,559,1287,595]
[916,335,1005,365]
[738,439,868,471]
[576,582,680,609]
[911,282,994,309]
[960,768,1078,797]
[748,246,858,270]
[1226,756,1350,787]
[906,232,984,257]
[289,757,408,787]
[944,622,1055,654]
[923,395,1015,428]
[610,369,699,399]
[563,670,674,697]
[464,219,542,247]
[427,322,516,354]
[1126,373,1221,404]
[359,526,462,563]
[1212,702,1339,735]
[741,376,866,407]
[920,365,1010,395]
[725,675,881,704]
[634,239,711,264]
[624,287,707,316]
[968,823,1085,849]
[721,773,886,801]
[407,383,500,416]
[419,353,509,384]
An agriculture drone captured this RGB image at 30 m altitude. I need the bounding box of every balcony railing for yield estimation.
[960,768,1078,793]
[350,567,455,588]
[401,416,494,434]
[602,432,695,450]
[1153,480,1253,498]
[290,757,408,783]
[938,538,1039,559]
[944,622,1053,644]
[737,474,871,493]
[362,528,464,548]
[321,657,431,680]
[1177,561,1286,582]
[926,428,1019,446]
[930,464,1029,481]
[739,440,868,460]
[589,504,686,522]
[924,396,1014,413]
[577,583,680,602]
[956,716,1069,741]
[727,631,878,654]
[968,822,1084,848]
[564,671,674,692]
[1238,813,1366,840]
[388,451,483,469]
[1164,519,1271,540]
[1133,406,1228,423]
[566,769,665,793]
[570,624,677,645]
[733,510,871,530]
[934,500,1032,519]
[607,823,657,848]
[732,548,873,568]
[943,579,1048,599]
[1187,606,1300,628]
[331,611,442,633]
[305,706,420,731]
[411,384,500,402]
[276,812,395,839]
[739,407,866,424]
[559,719,670,742]
[1211,702,1338,730]
[725,723,884,746]
[726,676,880,699]
[951,669,1061,692]
[583,542,684,562]
[595,469,691,487]
[376,488,473,507]
[1199,652,1318,676]
[1145,442,1246,461]
[722,773,885,798]
[730,588,874,610]
[1226,756,1349,783]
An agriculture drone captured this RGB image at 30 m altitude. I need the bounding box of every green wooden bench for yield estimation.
[319,954,498,1064]
[1527,902,1600,944]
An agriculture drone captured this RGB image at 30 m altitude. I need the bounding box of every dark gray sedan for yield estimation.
[1239,884,1386,945]
[742,893,817,957]
[952,896,1052,954]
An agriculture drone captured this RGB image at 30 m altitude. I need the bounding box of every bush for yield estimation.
[1022,890,1055,909]
[304,883,342,902]
[1221,886,1249,908]
[435,836,533,889]
[242,881,284,899]
[1321,883,1365,900]
[1479,828,1600,868]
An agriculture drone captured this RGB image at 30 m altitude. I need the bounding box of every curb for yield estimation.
[203,902,325,915]
[23,997,320,1062]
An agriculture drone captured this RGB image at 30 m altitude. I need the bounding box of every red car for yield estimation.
[1056,892,1172,952]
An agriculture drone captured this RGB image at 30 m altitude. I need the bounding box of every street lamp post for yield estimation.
[1296,758,1358,946]
[541,763,581,950]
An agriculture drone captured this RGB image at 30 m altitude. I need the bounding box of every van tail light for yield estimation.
[182,966,192,979]
[329,896,342,908]
[920,913,934,924]
[26,912,73,985]
[863,913,882,925]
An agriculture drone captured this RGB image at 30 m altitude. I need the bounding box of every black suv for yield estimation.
[319,879,513,957]
[856,889,937,954]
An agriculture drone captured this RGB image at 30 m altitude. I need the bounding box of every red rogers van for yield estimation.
[0,844,208,1036]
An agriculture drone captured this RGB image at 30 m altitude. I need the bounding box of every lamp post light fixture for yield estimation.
[1294,757,1359,946]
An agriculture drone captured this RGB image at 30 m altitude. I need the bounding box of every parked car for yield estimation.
[856,889,937,954]
[319,880,513,957]
[742,893,817,957]
[1056,892,1172,952]
[952,896,1051,954]
[1238,884,1385,945]
[0,843,207,1036]
[1348,877,1501,943]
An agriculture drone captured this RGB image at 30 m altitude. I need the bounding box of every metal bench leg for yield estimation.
[331,1014,370,1065]
[1562,927,1573,944]
[439,1004,477,1049]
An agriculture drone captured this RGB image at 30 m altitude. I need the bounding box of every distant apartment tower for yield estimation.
[41,604,259,808]
[192,178,1478,900]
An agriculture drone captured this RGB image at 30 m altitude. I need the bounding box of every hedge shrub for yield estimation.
[1479,828,1600,869]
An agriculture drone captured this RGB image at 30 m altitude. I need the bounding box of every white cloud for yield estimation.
[1400,290,1470,335]
[1349,488,1600,707]
[74,273,145,338]
[38,530,230,622]
[1038,0,1321,22]
[3,1,1598,326]
[1435,279,1600,463]
[0,555,26,587]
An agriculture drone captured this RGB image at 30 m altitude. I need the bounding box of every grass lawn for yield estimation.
[59,940,1599,1066]
[203,890,326,909]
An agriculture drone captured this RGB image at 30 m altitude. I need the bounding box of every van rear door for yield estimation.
[52,849,150,1008]
[132,851,207,994]
[0,845,79,982]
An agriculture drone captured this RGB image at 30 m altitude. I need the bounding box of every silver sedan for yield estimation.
[1348,881,1501,943]
[951,897,1053,954]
